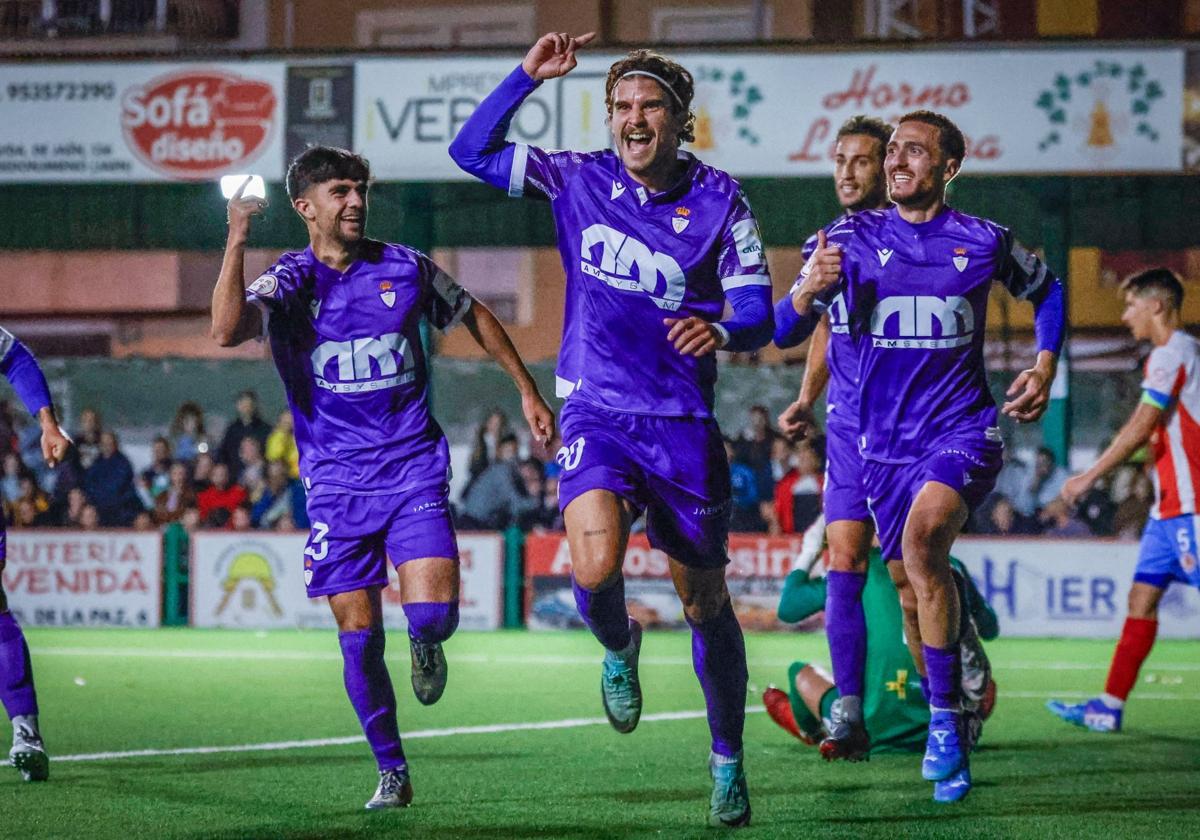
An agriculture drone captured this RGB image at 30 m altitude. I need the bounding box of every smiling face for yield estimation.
[884,121,959,210]
[609,76,684,186]
[295,178,369,246]
[834,133,887,212]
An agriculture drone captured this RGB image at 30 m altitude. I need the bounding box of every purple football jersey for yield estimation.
[510,147,770,417]
[246,239,471,495]
[825,206,1052,463]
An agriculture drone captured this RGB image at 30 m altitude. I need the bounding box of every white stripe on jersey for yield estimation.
[720,274,772,291]
[509,143,529,197]
[0,326,14,361]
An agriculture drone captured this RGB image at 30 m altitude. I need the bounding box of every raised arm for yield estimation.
[211,178,269,347]
[449,32,594,192]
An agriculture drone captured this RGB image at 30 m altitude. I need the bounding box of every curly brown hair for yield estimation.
[604,50,696,144]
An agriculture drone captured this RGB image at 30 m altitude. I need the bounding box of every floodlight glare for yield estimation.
[219,174,266,200]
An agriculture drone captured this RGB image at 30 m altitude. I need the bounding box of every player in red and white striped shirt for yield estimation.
[1048,268,1199,732]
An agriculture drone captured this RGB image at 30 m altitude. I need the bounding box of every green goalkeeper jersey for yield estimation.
[778,549,996,753]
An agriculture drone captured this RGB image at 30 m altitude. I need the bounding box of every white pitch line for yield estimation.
[8,708,732,766]
[28,647,1200,672]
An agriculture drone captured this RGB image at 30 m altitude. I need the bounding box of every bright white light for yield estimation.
[220,174,266,200]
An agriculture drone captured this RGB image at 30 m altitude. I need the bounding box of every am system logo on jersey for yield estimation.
[310,333,416,393]
[120,69,277,180]
[870,295,974,349]
[580,224,686,311]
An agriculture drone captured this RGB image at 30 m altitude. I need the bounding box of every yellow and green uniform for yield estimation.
[778,549,996,754]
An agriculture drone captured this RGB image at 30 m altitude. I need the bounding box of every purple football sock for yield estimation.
[824,570,868,702]
[0,611,38,719]
[403,601,459,644]
[339,627,406,771]
[572,575,632,652]
[923,644,961,712]
[920,676,931,704]
[686,601,748,757]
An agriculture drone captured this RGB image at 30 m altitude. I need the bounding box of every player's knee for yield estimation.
[827,543,867,573]
[572,563,622,592]
[404,601,460,644]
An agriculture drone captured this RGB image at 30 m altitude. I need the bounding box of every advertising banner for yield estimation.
[953,537,1200,639]
[0,531,161,627]
[190,531,502,630]
[0,62,286,181]
[356,47,1183,180]
[525,532,813,632]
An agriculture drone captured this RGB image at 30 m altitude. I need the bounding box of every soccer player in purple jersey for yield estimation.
[775,116,994,763]
[450,32,774,826]
[783,111,1065,801]
[210,148,554,809]
[0,327,71,783]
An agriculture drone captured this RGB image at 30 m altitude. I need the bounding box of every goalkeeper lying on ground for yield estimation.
[764,518,999,753]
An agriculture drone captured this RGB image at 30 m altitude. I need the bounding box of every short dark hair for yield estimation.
[836,115,893,161]
[286,146,371,201]
[896,110,966,164]
[605,50,696,143]
[1122,267,1184,312]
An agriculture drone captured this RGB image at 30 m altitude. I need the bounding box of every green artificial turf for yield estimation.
[1,629,1197,839]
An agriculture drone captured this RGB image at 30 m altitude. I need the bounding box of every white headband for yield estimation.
[618,70,684,109]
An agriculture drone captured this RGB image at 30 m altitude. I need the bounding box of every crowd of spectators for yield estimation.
[0,390,307,534]
[0,396,1156,540]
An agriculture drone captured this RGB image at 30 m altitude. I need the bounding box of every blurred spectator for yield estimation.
[1077,477,1117,536]
[790,439,824,535]
[459,434,533,530]
[265,410,300,479]
[82,431,141,526]
[80,504,101,530]
[133,511,155,531]
[726,438,765,532]
[736,405,777,503]
[1112,470,1154,539]
[978,495,1038,536]
[516,458,558,531]
[197,462,247,527]
[217,390,271,472]
[0,401,16,459]
[231,503,253,531]
[1038,499,1091,538]
[181,506,202,532]
[768,437,797,534]
[141,435,173,498]
[238,436,267,498]
[170,400,211,462]
[11,476,52,526]
[251,461,308,530]
[466,409,512,488]
[1028,446,1069,513]
[2,451,27,506]
[73,407,104,470]
[154,461,197,525]
[193,451,215,492]
[64,487,89,528]
[13,498,43,528]
[994,446,1033,515]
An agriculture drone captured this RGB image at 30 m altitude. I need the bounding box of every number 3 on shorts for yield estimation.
[305,521,330,562]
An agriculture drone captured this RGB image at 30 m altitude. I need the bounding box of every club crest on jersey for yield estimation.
[672,207,691,234]
[953,248,969,272]
[379,281,396,308]
[248,272,278,297]
[877,248,893,267]
[610,180,625,201]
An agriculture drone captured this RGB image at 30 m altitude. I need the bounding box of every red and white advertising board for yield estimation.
[1,530,162,627]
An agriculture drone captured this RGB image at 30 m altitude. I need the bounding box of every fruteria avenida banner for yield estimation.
[953,537,1200,639]
[355,47,1183,179]
[190,531,502,630]
[525,532,814,632]
[1,531,162,627]
[0,62,286,181]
